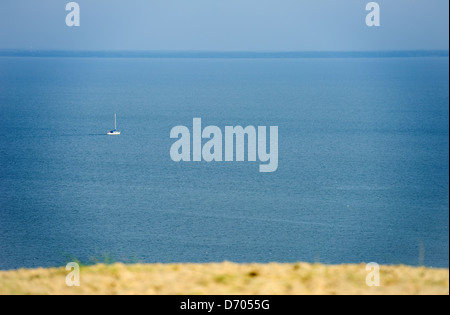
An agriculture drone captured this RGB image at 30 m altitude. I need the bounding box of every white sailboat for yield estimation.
[107,113,121,135]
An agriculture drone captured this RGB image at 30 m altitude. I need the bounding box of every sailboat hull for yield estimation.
[107,131,121,135]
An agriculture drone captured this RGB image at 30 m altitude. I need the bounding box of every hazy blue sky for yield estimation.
[0,0,448,51]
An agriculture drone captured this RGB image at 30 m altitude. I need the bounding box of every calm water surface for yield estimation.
[0,57,448,269]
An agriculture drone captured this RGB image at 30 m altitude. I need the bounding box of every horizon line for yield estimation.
[0,49,448,59]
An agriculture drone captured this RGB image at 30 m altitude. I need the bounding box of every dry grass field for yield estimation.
[0,262,448,295]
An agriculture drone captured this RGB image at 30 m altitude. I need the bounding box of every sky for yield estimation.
[0,0,448,51]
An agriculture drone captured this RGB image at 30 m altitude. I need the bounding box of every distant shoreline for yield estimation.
[0,50,448,59]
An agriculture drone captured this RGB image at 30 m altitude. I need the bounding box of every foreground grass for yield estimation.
[0,262,448,295]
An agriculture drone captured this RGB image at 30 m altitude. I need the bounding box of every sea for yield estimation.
[0,55,448,270]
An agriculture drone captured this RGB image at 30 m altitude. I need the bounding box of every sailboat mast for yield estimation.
[114,113,117,130]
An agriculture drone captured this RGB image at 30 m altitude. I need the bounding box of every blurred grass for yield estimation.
[0,262,448,295]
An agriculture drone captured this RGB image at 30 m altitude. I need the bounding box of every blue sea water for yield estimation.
[0,56,448,270]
